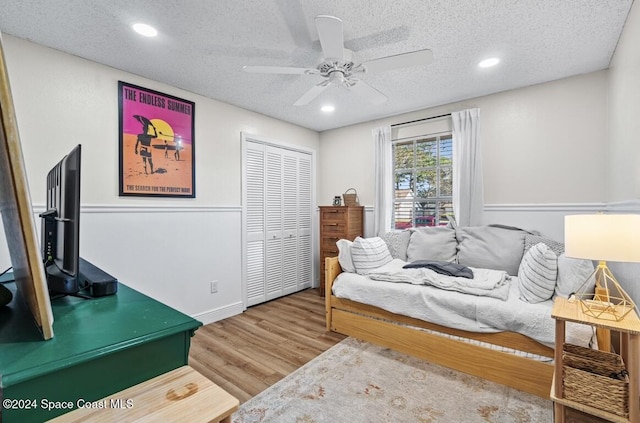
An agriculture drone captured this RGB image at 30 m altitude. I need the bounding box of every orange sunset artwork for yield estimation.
[119,82,195,197]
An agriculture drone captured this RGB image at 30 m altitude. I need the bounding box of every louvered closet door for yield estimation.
[265,146,284,300]
[281,149,313,294]
[244,138,313,306]
[282,151,299,295]
[297,153,312,290]
[245,142,266,306]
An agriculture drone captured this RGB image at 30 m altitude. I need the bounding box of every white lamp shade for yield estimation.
[564,214,640,262]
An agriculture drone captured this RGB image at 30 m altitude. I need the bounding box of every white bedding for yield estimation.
[332,259,594,349]
[369,265,510,301]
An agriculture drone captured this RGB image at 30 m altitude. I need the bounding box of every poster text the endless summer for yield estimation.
[123,87,192,116]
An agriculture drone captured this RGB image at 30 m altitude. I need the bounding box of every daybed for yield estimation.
[324,225,603,398]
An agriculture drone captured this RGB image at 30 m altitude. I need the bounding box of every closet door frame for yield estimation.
[241,132,317,309]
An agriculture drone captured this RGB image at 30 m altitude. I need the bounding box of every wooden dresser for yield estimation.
[319,206,364,296]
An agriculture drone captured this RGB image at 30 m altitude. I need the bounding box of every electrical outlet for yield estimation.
[210,280,218,294]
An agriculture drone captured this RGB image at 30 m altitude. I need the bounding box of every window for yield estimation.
[392,133,454,229]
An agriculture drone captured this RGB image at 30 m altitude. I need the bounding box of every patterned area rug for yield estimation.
[232,337,552,422]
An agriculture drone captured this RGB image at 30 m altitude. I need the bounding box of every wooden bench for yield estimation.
[49,366,239,423]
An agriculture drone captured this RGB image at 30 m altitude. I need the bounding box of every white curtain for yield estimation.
[373,125,393,236]
[452,108,484,227]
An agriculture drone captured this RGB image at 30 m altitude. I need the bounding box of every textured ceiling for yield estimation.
[0,0,633,132]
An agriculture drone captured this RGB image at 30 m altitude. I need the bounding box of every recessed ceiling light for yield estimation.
[133,23,158,37]
[478,57,500,68]
[321,105,335,113]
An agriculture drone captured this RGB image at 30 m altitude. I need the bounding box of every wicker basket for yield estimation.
[562,343,629,418]
[342,188,359,206]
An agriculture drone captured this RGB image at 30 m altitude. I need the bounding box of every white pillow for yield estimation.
[407,227,457,263]
[336,239,356,273]
[456,226,526,276]
[351,236,393,275]
[518,242,558,303]
[555,253,595,298]
[524,234,564,256]
[381,230,411,261]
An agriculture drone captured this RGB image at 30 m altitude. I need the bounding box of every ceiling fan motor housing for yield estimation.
[318,49,357,84]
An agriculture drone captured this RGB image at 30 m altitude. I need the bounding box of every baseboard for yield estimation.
[192,301,244,325]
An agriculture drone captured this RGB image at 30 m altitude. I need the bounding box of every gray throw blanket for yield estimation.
[368,266,511,301]
[403,260,474,278]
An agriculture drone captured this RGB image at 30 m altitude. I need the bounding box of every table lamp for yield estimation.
[564,214,640,321]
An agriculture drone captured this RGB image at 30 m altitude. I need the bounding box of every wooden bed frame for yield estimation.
[324,256,607,398]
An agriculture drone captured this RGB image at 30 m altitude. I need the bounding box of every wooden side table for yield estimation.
[49,366,239,423]
[551,297,640,423]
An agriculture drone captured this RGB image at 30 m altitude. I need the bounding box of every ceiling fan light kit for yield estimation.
[243,15,433,107]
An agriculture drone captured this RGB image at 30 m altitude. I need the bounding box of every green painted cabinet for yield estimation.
[0,277,201,422]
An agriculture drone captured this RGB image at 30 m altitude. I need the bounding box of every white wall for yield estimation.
[606,1,640,304]
[0,35,320,323]
[319,71,609,209]
[319,71,609,241]
[608,0,640,201]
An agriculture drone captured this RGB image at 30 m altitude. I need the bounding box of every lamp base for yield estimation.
[573,261,635,322]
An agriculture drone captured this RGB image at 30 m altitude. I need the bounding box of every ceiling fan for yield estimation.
[242,15,433,106]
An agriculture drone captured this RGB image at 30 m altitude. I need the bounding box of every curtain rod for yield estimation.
[390,113,451,128]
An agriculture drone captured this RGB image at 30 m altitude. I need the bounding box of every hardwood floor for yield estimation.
[188,288,346,403]
[188,289,610,421]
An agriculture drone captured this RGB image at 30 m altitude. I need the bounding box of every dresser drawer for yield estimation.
[321,222,347,235]
[321,237,340,251]
[320,207,347,222]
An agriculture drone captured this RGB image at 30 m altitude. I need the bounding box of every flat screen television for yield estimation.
[41,144,82,296]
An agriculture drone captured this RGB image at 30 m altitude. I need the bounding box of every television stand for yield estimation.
[45,262,81,295]
[44,258,118,299]
[48,291,92,300]
[0,273,202,422]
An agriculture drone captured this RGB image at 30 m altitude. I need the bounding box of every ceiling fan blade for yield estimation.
[346,79,387,105]
[243,65,318,75]
[361,49,433,73]
[293,80,331,106]
[315,15,344,61]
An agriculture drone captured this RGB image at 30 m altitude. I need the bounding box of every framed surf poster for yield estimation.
[118,81,196,198]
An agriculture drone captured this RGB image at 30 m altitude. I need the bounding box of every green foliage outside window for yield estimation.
[392,135,453,229]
